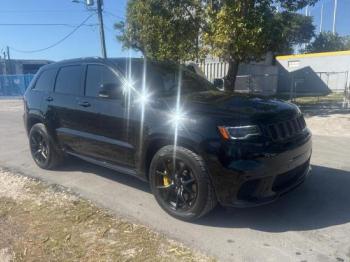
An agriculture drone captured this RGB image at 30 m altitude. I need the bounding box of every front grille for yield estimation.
[264,116,306,141]
[237,179,260,200]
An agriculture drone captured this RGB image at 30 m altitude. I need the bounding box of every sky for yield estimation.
[0,0,349,61]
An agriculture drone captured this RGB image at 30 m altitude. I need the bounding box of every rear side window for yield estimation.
[55,65,82,95]
[33,69,56,92]
[85,65,120,97]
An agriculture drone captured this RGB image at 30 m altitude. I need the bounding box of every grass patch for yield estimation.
[293,92,345,105]
[0,170,215,262]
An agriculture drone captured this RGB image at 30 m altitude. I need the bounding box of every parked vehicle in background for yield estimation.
[23,57,312,221]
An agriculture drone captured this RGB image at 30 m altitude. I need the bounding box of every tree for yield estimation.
[267,12,315,55]
[203,1,317,91]
[115,0,202,62]
[305,32,350,53]
[117,0,319,91]
[203,1,273,90]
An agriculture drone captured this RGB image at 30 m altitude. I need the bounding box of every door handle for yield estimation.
[46,96,53,102]
[78,101,91,107]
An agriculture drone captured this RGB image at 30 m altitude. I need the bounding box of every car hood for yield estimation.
[160,91,300,124]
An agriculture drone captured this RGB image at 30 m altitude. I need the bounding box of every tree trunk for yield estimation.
[224,60,239,92]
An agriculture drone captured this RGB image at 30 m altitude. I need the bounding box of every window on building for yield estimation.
[288,60,300,68]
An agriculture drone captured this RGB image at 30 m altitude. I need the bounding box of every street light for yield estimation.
[72,0,94,6]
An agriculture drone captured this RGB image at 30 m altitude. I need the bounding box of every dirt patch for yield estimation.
[305,114,350,137]
[0,99,23,112]
[0,169,214,262]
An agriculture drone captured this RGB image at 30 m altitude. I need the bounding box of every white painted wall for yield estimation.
[277,52,350,92]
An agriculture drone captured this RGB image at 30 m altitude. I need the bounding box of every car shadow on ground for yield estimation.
[197,165,350,232]
[57,160,350,232]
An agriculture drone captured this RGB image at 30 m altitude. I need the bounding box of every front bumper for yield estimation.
[232,162,311,207]
[205,131,312,207]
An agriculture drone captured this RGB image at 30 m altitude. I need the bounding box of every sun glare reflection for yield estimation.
[138,57,148,156]
[172,67,183,164]
[124,53,133,137]
[119,58,187,169]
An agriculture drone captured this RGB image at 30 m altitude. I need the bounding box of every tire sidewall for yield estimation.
[149,146,211,221]
[29,123,54,169]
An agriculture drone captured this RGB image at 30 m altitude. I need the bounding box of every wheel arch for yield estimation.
[26,113,44,134]
[142,135,201,181]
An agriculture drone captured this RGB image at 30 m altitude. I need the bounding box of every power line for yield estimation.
[0,10,86,13]
[10,13,95,54]
[0,23,98,28]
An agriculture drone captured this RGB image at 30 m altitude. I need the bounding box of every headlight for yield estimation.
[218,125,261,140]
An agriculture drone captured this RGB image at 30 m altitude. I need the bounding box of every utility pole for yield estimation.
[74,0,107,58]
[6,46,11,75]
[333,0,338,34]
[320,2,324,33]
[96,0,107,58]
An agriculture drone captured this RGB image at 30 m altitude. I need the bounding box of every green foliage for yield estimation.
[116,0,319,91]
[203,0,273,63]
[115,0,202,62]
[268,12,315,55]
[305,32,350,53]
[279,0,318,11]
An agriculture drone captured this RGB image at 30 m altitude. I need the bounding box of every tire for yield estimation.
[29,123,64,170]
[149,145,217,221]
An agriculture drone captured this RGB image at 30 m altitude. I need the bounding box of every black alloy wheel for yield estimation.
[154,157,198,211]
[29,123,63,169]
[150,145,217,221]
[30,130,49,166]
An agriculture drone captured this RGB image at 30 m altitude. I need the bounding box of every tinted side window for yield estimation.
[33,69,56,92]
[55,65,82,95]
[85,65,120,97]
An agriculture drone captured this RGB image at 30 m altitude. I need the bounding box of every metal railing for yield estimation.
[317,71,349,92]
[235,74,278,95]
[0,74,35,96]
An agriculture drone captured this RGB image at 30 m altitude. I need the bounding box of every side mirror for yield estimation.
[98,83,121,99]
[213,78,224,91]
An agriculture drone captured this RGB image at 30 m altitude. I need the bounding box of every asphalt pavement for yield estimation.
[1,99,350,262]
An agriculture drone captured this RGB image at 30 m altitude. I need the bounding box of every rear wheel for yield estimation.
[29,123,63,169]
[149,145,217,221]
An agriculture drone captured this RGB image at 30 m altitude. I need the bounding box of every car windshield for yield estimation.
[115,60,215,97]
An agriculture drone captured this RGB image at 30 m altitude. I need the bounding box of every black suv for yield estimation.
[23,58,312,220]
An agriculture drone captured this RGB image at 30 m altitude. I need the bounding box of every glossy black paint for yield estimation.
[23,57,312,207]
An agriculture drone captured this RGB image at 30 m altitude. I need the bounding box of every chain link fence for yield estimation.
[235,74,278,95]
[197,61,278,95]
[0,74,34,97]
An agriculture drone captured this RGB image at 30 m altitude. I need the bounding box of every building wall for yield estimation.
[196,56,278,95]
[277,51,350,95]
[0,59,51,75]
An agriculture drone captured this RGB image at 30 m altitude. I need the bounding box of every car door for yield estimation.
[74,63,135,167]
[45,64,85,152]
[25,68,57,123]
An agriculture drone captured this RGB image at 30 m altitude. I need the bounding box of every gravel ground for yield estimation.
[305,114,350,137]
[0,168,214,262]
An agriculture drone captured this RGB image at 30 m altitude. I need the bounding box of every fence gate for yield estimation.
[0,74,35,96]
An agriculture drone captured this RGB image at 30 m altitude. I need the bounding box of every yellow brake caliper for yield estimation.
[163,171,171,186]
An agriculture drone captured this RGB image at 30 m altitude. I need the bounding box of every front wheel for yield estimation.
[149,146,217,221]
[29,123,64,169]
